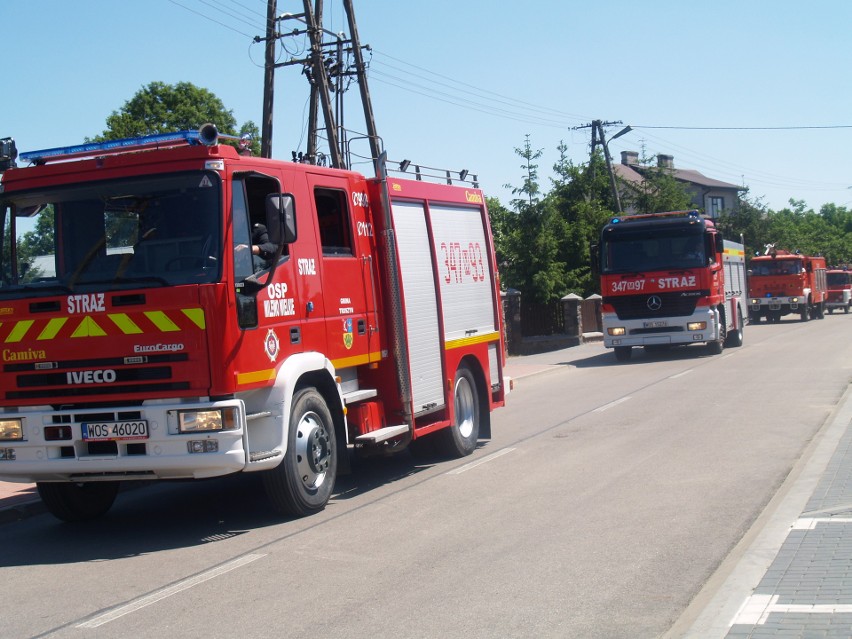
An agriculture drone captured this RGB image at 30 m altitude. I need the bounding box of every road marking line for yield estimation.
[593,397,631,413]
[447,448,516,475]
[669,370,693,379]
[77,553,265,628]
[732,593,852,626]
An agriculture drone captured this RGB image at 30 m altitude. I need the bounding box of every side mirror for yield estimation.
[266,193,297,245]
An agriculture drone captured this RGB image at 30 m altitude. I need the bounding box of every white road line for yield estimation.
[77,553,265,628]
[593,397,631,413]
[447,448,516,475]
[669,370,693,379]
[732,594,852,626]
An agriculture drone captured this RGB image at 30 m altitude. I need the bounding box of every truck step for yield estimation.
[354,424,409,444]
[249,449,282,462]
[342,389,378,404]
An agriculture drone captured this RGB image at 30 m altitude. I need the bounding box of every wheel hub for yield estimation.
[295,412,331,490]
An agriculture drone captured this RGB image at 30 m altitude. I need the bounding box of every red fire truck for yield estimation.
[0,129,507,521]
[826,268,852,314]
[747,247,827,322]
[596,210,746,361]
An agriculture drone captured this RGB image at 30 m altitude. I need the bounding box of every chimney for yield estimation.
[621,151,639,165]
[657,154,674,169]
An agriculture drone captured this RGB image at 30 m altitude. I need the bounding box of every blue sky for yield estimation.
[4,1,851,211]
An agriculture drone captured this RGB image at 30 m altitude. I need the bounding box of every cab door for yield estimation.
[306,173,375,368]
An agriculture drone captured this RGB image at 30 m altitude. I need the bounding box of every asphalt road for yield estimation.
[2,313,850,639]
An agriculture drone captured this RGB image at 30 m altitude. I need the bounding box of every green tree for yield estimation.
[624,162,693,215]
[94,81,261,155]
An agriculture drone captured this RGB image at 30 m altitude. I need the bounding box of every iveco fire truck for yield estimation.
[748,247,827,322]
[597,210,746,361]
[0,128,507,521]
[825,268,851,314]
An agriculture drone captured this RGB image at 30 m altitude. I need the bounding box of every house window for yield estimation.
[708,196,724,218]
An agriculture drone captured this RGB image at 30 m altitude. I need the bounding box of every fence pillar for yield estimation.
[584,293,602,335]
[561,293,582,339]
[502,289,522,355]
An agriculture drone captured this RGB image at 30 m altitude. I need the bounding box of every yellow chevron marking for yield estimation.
[108,313,143,335]
[145,311,180,332]
[6,320,34,343]
[38,317,68,340]
[71,316,106,338]
[182,308,206,329]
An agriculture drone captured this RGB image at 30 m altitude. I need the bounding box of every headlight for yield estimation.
[178,408,238,433]
[608,327,626,336]
[688,322,707,331]
[791,297,799,303]
[750,299,760,305]
[0,419,23,441]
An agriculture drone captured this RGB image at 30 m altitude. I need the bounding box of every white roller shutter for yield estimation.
[391,201,444,413]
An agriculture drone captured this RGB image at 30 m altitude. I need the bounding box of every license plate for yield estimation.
[643,320,667,328]
[81,421,149,441]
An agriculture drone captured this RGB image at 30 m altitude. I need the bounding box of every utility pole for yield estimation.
[305,0,322,164]
[342,0,381,174]
[260,0,276,158]
[573,119,625,213]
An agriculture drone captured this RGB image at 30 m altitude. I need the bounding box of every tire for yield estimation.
[845,303,850,314]
[707,307,725,355]
[817,303,826,319]
[725,308,744,348]
[37,481,120,522]
[800,303,810,322]
[263,387,337,517]
[436,364,480,458]
[614,346,632,362]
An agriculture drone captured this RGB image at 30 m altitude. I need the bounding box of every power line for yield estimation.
[634,124,852,131]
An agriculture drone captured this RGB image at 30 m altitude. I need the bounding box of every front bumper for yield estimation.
[0,398,247,483]
[602,306,719,349]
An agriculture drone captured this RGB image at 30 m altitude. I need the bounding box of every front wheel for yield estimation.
[263,387,337,517]
[436,364,480,458]
[613,346,632,362]
[37,481,120,522]
[725,308,744,348]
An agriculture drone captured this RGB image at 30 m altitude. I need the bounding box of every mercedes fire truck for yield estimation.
[597,210,746,361]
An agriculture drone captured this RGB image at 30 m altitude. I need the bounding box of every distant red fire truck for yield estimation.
[748,247,827,322]
[826,268,852,314]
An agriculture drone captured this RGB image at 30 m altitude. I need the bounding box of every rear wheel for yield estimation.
[263,387,337,517]
[436,364,480,458]
[37,481,120,522]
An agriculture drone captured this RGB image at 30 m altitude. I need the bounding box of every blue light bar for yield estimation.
[19,130,202,163]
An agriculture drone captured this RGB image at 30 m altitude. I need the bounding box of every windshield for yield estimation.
[1,171,221,297]
[750,259,802,276]
[827,272,851,287]
[601,228,707,273]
